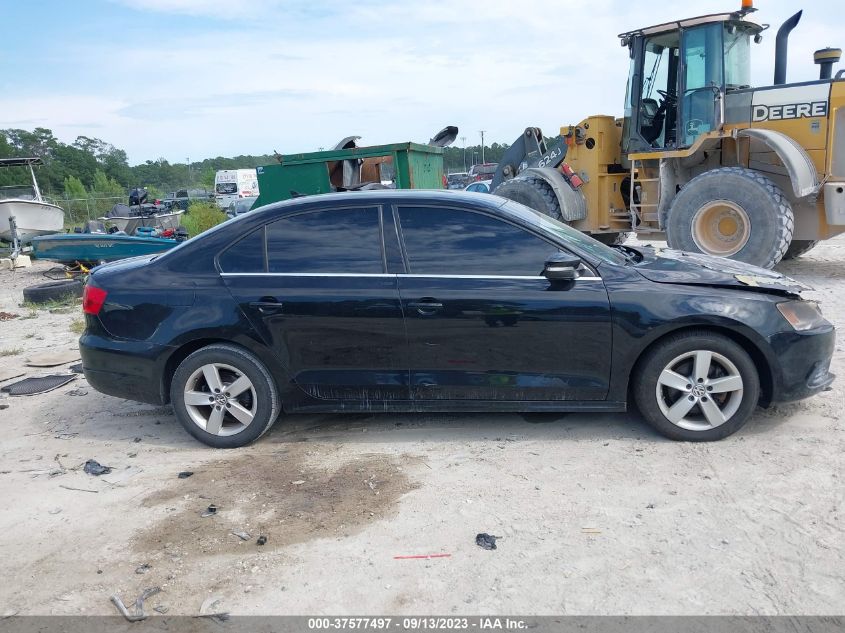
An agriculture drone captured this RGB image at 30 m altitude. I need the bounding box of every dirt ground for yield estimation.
[0,240,843,617]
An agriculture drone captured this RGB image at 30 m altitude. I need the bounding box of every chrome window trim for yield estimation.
[220,272,602,281]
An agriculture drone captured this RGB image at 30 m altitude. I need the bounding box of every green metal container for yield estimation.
[254,142,444,206]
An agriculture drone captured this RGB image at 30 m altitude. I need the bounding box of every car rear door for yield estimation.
[392,204,612,402]
[219,205,409,401]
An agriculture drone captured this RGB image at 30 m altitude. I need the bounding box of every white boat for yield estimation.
[0,158,65,244]
[100,208,185,235]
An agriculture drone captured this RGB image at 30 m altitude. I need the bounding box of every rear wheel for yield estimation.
[633,331,760,441]
[782,239,818,260]
[170,344,280,448]
[666,167,793,269]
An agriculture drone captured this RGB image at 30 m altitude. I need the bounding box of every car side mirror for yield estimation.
[543,253,581,281]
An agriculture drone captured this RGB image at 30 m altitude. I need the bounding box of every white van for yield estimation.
[214,169,259,209]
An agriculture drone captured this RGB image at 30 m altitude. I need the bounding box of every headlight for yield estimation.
[776,300,827,331]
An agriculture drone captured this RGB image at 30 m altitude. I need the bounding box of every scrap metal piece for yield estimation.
[110,586,161,622]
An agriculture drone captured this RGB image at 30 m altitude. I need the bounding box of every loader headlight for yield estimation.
[776,300,827,331]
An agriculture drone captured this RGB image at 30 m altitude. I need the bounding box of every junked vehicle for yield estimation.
[226,196,258,219]
[465,179,492,193]
[79,190,834,448]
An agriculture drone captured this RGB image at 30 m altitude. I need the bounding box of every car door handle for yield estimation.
[407,299,443,315]
[249,298,283,314]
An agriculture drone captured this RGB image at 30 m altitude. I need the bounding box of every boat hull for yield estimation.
[30,233,180,265]
[0,199,65,243]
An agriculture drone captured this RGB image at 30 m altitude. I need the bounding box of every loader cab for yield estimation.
[621,14,761,154]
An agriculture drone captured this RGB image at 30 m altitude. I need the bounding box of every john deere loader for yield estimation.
[492,1,845,268]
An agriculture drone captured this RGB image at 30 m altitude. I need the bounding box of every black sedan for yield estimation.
[79,191,835,448]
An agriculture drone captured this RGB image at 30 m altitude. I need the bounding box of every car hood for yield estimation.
[631,247,808,296]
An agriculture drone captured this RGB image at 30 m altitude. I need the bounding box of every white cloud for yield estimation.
[5,0,843,162]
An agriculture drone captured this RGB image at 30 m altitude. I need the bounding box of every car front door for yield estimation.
[219,205,408,401]
[392,205,612,402]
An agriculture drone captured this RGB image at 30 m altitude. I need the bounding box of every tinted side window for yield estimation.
[398,206,558,276]
[218,227,266,273]
[267,207,383,273]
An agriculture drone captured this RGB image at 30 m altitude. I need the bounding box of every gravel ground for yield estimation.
[0,240,842,617]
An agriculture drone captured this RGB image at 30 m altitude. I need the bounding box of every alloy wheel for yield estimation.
[183,362,257,436]
[655,350,744,431]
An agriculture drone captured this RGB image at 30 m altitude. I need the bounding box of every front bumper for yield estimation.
[768,324,836,404]
[79,333,171,405]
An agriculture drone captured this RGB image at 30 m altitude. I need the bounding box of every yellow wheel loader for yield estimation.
[492,1,845,268]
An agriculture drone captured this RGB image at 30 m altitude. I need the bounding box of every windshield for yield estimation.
[498,199,627,266]
[0,185,35,200]
[216,182,237,195]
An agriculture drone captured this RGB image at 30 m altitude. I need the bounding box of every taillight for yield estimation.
[83,285,108,315]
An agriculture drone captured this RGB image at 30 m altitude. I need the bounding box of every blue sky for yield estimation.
[1,0,842,164]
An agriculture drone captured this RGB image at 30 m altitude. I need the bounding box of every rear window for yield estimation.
[218,227,266,273]
[216,182,237,195]
[470,164,497,176]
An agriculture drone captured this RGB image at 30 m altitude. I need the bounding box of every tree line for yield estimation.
[0,127,516,202]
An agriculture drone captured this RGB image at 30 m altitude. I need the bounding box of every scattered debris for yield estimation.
[48,507,62,515]
[26,350,81,367]
[475,533,498,550]
[1,374,76,396]
[198,596,230,620]
[0,312,18,321]
[133,437,142,443]
[201,504,217,518]
[394,553,451,560]
[83,459,112,476]
[135,563,151,574]
[59,484,98,493]
[256,535,267,546]
[232,531,251,541]
[66,388,88,397]
[110,586,161,622]
[291,480,305,485]
[581,527,602,535]
[178,471,194,479]
[69,363,83,374]
[646,503,655,509]
[0,403,8,410]
[153,605,169,614]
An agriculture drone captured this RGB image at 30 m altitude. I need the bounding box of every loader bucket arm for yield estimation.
[491,127,568,190]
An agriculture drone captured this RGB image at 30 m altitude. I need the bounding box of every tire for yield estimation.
[170,344,280,448]
[782,239,818,260]
[23,279,84,304]
[633,331,760,441]
[493,175,562,221]
[666,167,794,269]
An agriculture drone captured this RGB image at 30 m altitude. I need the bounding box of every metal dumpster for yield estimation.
[253,141,445,206]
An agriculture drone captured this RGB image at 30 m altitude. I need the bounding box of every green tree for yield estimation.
[62,175,88,223]
[63,175,86,198]
[91,169,125,214]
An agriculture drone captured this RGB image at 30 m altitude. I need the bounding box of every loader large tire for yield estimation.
[493,175,562,221]
[666,167,794,269]
[783,239,818,260]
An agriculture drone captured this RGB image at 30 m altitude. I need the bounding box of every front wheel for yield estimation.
[633,331,760,441]
[666,167,794,269]
[170,344,280,448]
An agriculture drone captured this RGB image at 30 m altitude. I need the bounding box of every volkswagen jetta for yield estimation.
[79,191,835,447]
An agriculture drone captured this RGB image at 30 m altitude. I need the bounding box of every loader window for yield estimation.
[638,33,679,148]
[724,26,752,90]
